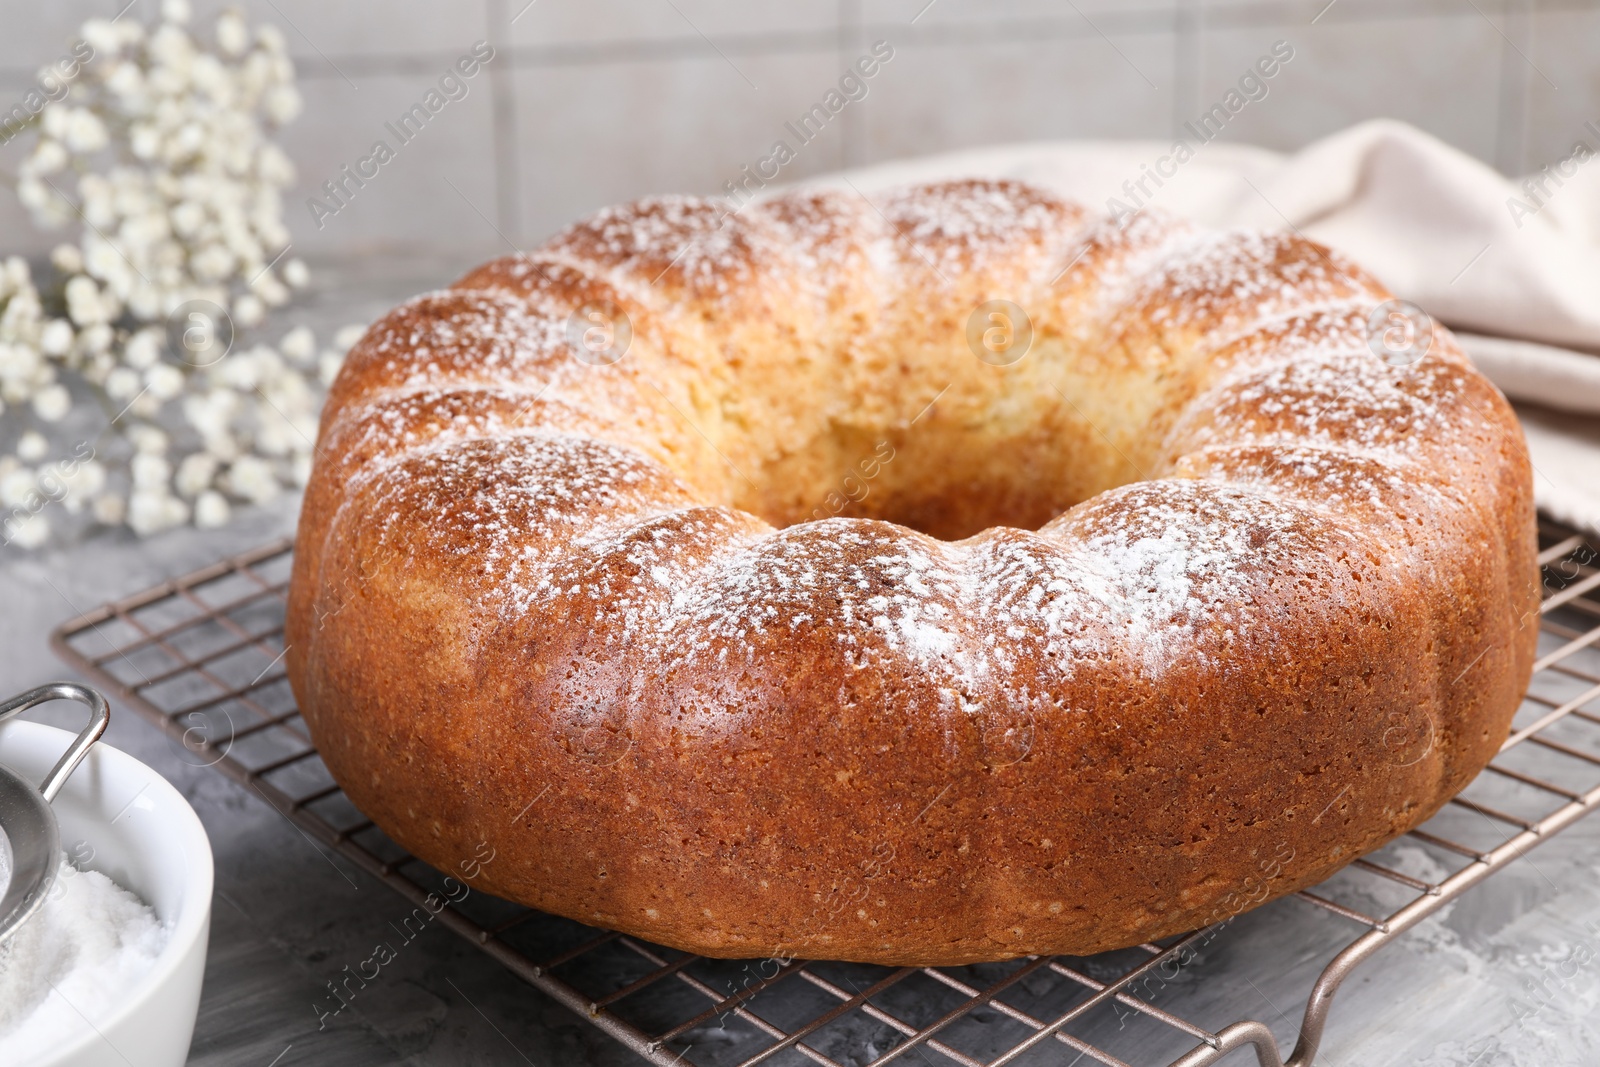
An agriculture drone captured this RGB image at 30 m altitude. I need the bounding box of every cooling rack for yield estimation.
[47,521,1600,1067]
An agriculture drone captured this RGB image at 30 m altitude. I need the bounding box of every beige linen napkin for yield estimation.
[806,120,1600,532]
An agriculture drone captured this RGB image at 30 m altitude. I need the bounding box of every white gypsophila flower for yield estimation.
[252,409,295,457]
[5,513,49,550]
[204,430,239,462]
[169,199,204,236]
[150,25,193,76]
[193,489,230,527]
[38,320,75,357]
[318,351,344,387]
[224,454,277,503]
[3,256,33,293]
[27,141,69,177]
[191,242,233,281]
[124,328,163,369]
[127,423,169,454]
[122,210,171,254]
[0,345,42,397]
[264,84,301,125]
[15,432,49,462]
[49,244,83,275]
[81,19,123,56]
[127,489,189,536]
[278,326,314,365]
[333,324,366,352]
[174,452,218,497]
[131,452,172,490]
[77,175,113,229]
[105,61,145,104]
[92,493,126,526]
[63,275,105,326]
[63,109,110,153]
[259,145,295,187]
[39,105,69,141]
[105,366,142,400]
[32,384,71,422]
[128,285,164,321]
[82,352,116,386]
[0,469,37,508]
[84,245,132,296]
[130,123,161,160]
[0,3,334,546]
[233,292,264,328]
[145,362,185,400]
[16,179,49,221]
[78,323,114,355]
[191,54,230,102]
[253,275,290,308]
[210,347,260,391]
[182,388,238,439]
[256,24,286,53]
[61,461,106,513]
[216,11,249,56]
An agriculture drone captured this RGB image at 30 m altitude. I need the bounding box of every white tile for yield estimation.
[190,0,491,63]
[0,4,96,71]
[1,2,492,75]
[511,49,849,244]
[852,30,1176,168]
[862,0,1180,32]
[505,0,837,50]
[279,71,502,258]
[1196,10,1505,165]
[1523,8,1600,177]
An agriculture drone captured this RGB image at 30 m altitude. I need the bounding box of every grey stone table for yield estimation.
[4,257,1600,1067]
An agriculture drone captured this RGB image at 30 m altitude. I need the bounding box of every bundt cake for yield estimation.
[285,179,1537,966]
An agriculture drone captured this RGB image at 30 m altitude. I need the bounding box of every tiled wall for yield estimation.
[2,0,1597,261]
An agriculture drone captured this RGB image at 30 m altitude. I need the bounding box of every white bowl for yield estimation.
[0,719,212,1067]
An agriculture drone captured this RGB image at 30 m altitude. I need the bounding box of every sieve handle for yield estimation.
[0,682,110,802]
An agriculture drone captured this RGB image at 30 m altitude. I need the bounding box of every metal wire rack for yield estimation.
[47,521,1600,1067]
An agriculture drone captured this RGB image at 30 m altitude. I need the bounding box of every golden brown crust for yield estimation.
[286,180,1537,965]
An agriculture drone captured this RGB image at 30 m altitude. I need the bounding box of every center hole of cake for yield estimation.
[739,408,1150,542]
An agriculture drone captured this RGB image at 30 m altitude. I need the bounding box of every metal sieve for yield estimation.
[0,683,109,946]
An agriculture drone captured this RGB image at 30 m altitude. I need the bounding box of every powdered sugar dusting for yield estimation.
[1175,350,1476,466]
[346,432,698,614]
[1179,444,1414,519]
[334,288,561,410]
[545,195,781,300]
[523,477,1331,699]
[1130,229,1383,334]
[1069,482,1300,666]
[312,177,1508,713]
[615,522,975,668]
[878,179,1083,278]
[976,480,1319,676]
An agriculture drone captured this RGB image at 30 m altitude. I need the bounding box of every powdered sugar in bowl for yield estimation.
[0,696,212,1067]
